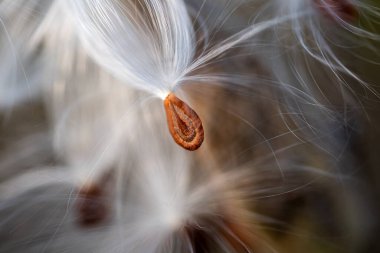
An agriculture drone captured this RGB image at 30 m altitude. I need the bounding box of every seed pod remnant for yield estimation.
[164,93,204,151]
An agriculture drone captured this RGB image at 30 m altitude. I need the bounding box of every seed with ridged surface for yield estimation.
[164,93,204,151]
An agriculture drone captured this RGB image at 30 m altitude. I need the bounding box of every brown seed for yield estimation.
[183,215,253,253]
[164,93,204,151]
[75,170,114,227]
[313,0,358,22]
[76,184,108,227]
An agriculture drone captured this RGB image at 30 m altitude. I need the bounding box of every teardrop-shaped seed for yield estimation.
[164,93,204,151]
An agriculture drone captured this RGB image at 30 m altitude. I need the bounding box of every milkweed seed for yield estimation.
[76,185,107,227]
[164,93,204,151]
[313,0,358,22]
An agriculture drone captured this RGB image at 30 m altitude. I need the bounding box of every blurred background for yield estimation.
[0,1,380,253]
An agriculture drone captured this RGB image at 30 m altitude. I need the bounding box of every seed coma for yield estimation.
[164,93,204,151]
[76,184,108,227]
